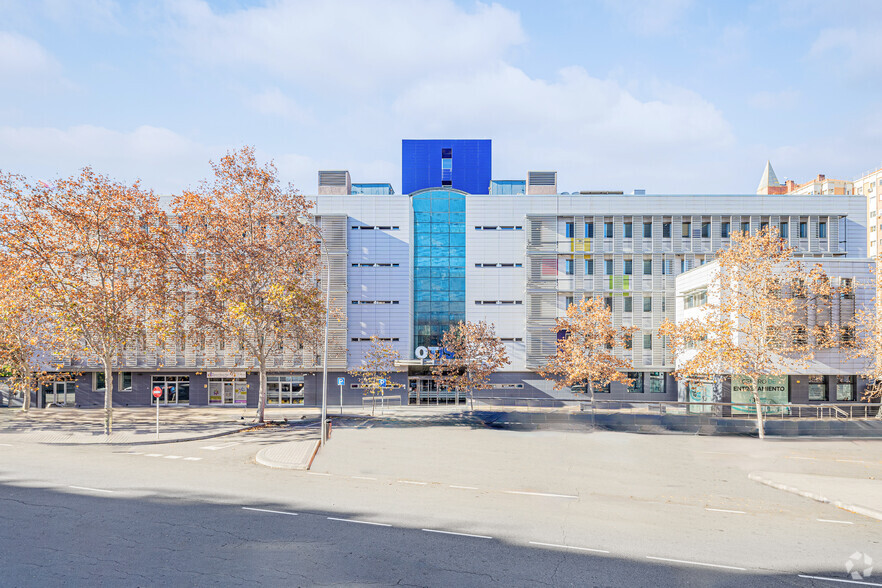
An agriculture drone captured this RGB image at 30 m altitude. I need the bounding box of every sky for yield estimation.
[1,0,882,195]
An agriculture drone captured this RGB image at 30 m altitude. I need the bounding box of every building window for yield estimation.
[649,372,665,394]
[701,222,710,238]
[682,222,691,238]
[585,222,594,238]
[565,258,574,275]
[643,259,652,275]
[441,148,452,186]
[721,222,730,238]
[605,259,614,275]
[643,333,652,349]
[604,296,612,310]
[565,222,574,238]
[565,296,574,309]
[627,372,644,393]
[780,222,788,239]
[740,222,749,234]
[604,222,614,238]
[643,296,652,312]
[819,221,827,238]
[267,375,305,405]
[663,222,671,238]
[121,372,132,392]
[808,375,827,401]
[624,222,633,238]
[662,259,673,275]
[799,222,807,238]
[643,222,652,238]
[624,334,632,349]
[586,259,594,275]
[624,296,633,313]
[624,259,633,275]
[836,375,855,401]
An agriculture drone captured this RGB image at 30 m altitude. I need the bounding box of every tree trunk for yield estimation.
[21,364,32,413]
[103,358,113,436]
[257,360,267,424]
[752,386,765,440]
[588,381,595,430]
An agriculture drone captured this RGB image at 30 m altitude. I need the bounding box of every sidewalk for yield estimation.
[749,471,882,522]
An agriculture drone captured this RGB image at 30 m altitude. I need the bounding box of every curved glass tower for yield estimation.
[412,188,467,348]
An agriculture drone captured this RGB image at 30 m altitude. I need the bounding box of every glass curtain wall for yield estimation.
[412,189,466,348]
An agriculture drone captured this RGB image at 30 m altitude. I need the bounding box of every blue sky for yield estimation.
[1,0,881,195]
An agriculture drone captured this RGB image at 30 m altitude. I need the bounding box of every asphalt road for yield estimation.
[0,423,880,587]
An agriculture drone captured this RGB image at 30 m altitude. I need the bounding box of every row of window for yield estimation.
[684,290,708,309]
[565,220,828,239]
[351,225,400,230]
[351,300,400,305]
[573,372,667,394]
[475,263,523,268]
[474,226,523,230]
[475,300,523,305]
[351,337,400,342]
[564,258,691,276]
[566,295,665,313]
[351,263,400,267]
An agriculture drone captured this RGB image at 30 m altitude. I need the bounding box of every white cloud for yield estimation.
[0,125,211,194]
[391,64,733,192]
[0,31,59,78]
[602,0,693,36]
[248,88,314,124]
[748,89,799,110]
[166,0,525,88]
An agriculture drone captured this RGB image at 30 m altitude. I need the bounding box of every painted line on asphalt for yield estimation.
[351,476,377,481]
[702,451,737,456]
[835,459,866,464]
[327,517,391,527]
[817,518,853,525]
[0,443,13,447]
[145,453,163,457]
[645,556,746,571]
[504,490,578,499]
[127,451,144,455]
[786,456,816,461]
[422,529,492,539]
[183,457,202,461]
[68,485,115,494]
[798,575,882,586]
[450,485,479,490]
[242,507,298,516]
[201,442,240,451]
[163,455,182,459]
[398,480,428,485]
[529,541,609,554]
[306,472,331,476]
[705,508,746,514]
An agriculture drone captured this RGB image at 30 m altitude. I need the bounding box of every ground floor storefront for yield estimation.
[26,369,878,409]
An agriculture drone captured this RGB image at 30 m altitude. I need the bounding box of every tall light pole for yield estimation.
[299,216,330,446]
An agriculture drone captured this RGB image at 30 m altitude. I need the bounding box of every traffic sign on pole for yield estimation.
[337,377,344,386]
[152,386,163,398]
[152,386,162,439]
[378,378,386,387]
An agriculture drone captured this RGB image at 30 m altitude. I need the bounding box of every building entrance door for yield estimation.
[44,382,76,407]
[407,376,463,405]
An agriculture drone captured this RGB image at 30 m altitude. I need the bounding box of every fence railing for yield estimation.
[361,395,402,408]
[472,397,882,420]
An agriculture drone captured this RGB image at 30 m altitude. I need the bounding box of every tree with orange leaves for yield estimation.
[348,335,404,415]
[660,227,835,438]
[540,297,635,411]
[431,320,510,409]
[0,169,172,433]
[170,147,325,424]
[851,266,882,417]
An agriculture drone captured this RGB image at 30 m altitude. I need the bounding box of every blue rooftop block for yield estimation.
[402,139,491,195]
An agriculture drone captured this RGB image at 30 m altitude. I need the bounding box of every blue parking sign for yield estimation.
[378,378,386,387]
[337,377,344,386]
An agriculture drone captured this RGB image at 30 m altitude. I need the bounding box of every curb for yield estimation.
[31,423,263,447]
[255,440,320,471]
[748,472,882,522]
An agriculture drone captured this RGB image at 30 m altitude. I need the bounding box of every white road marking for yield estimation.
[799,575,882,586]
[351,476,376,480]
[398,480,428,485]
[702,451,737,455]
[645,556,746,571]
[450,485,479,490]
[817,518,853,525]
[327,517,391,527]
[127,451,144,455]
[306,472,331,476]
[835,459,866,464]
[0,443,13,447]
[163,455,182,459]
[504,490,578,499]
[705,508,746,514]
[183,457,202,461]
[145,453,163,457]
[786,456,816,460]
[201,442,240,451]
[422,529,492,539]
[529,541,609,554]
[242,507,298,516]
[68,485,115,494]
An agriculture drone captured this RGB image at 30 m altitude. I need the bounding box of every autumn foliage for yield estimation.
[348,336,404,414]
[431,320,510,407]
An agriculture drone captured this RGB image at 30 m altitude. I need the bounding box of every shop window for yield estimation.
[808,375,827,401]
[836,375,855,401]
[649,372,666,394]
[627,372,644,393]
